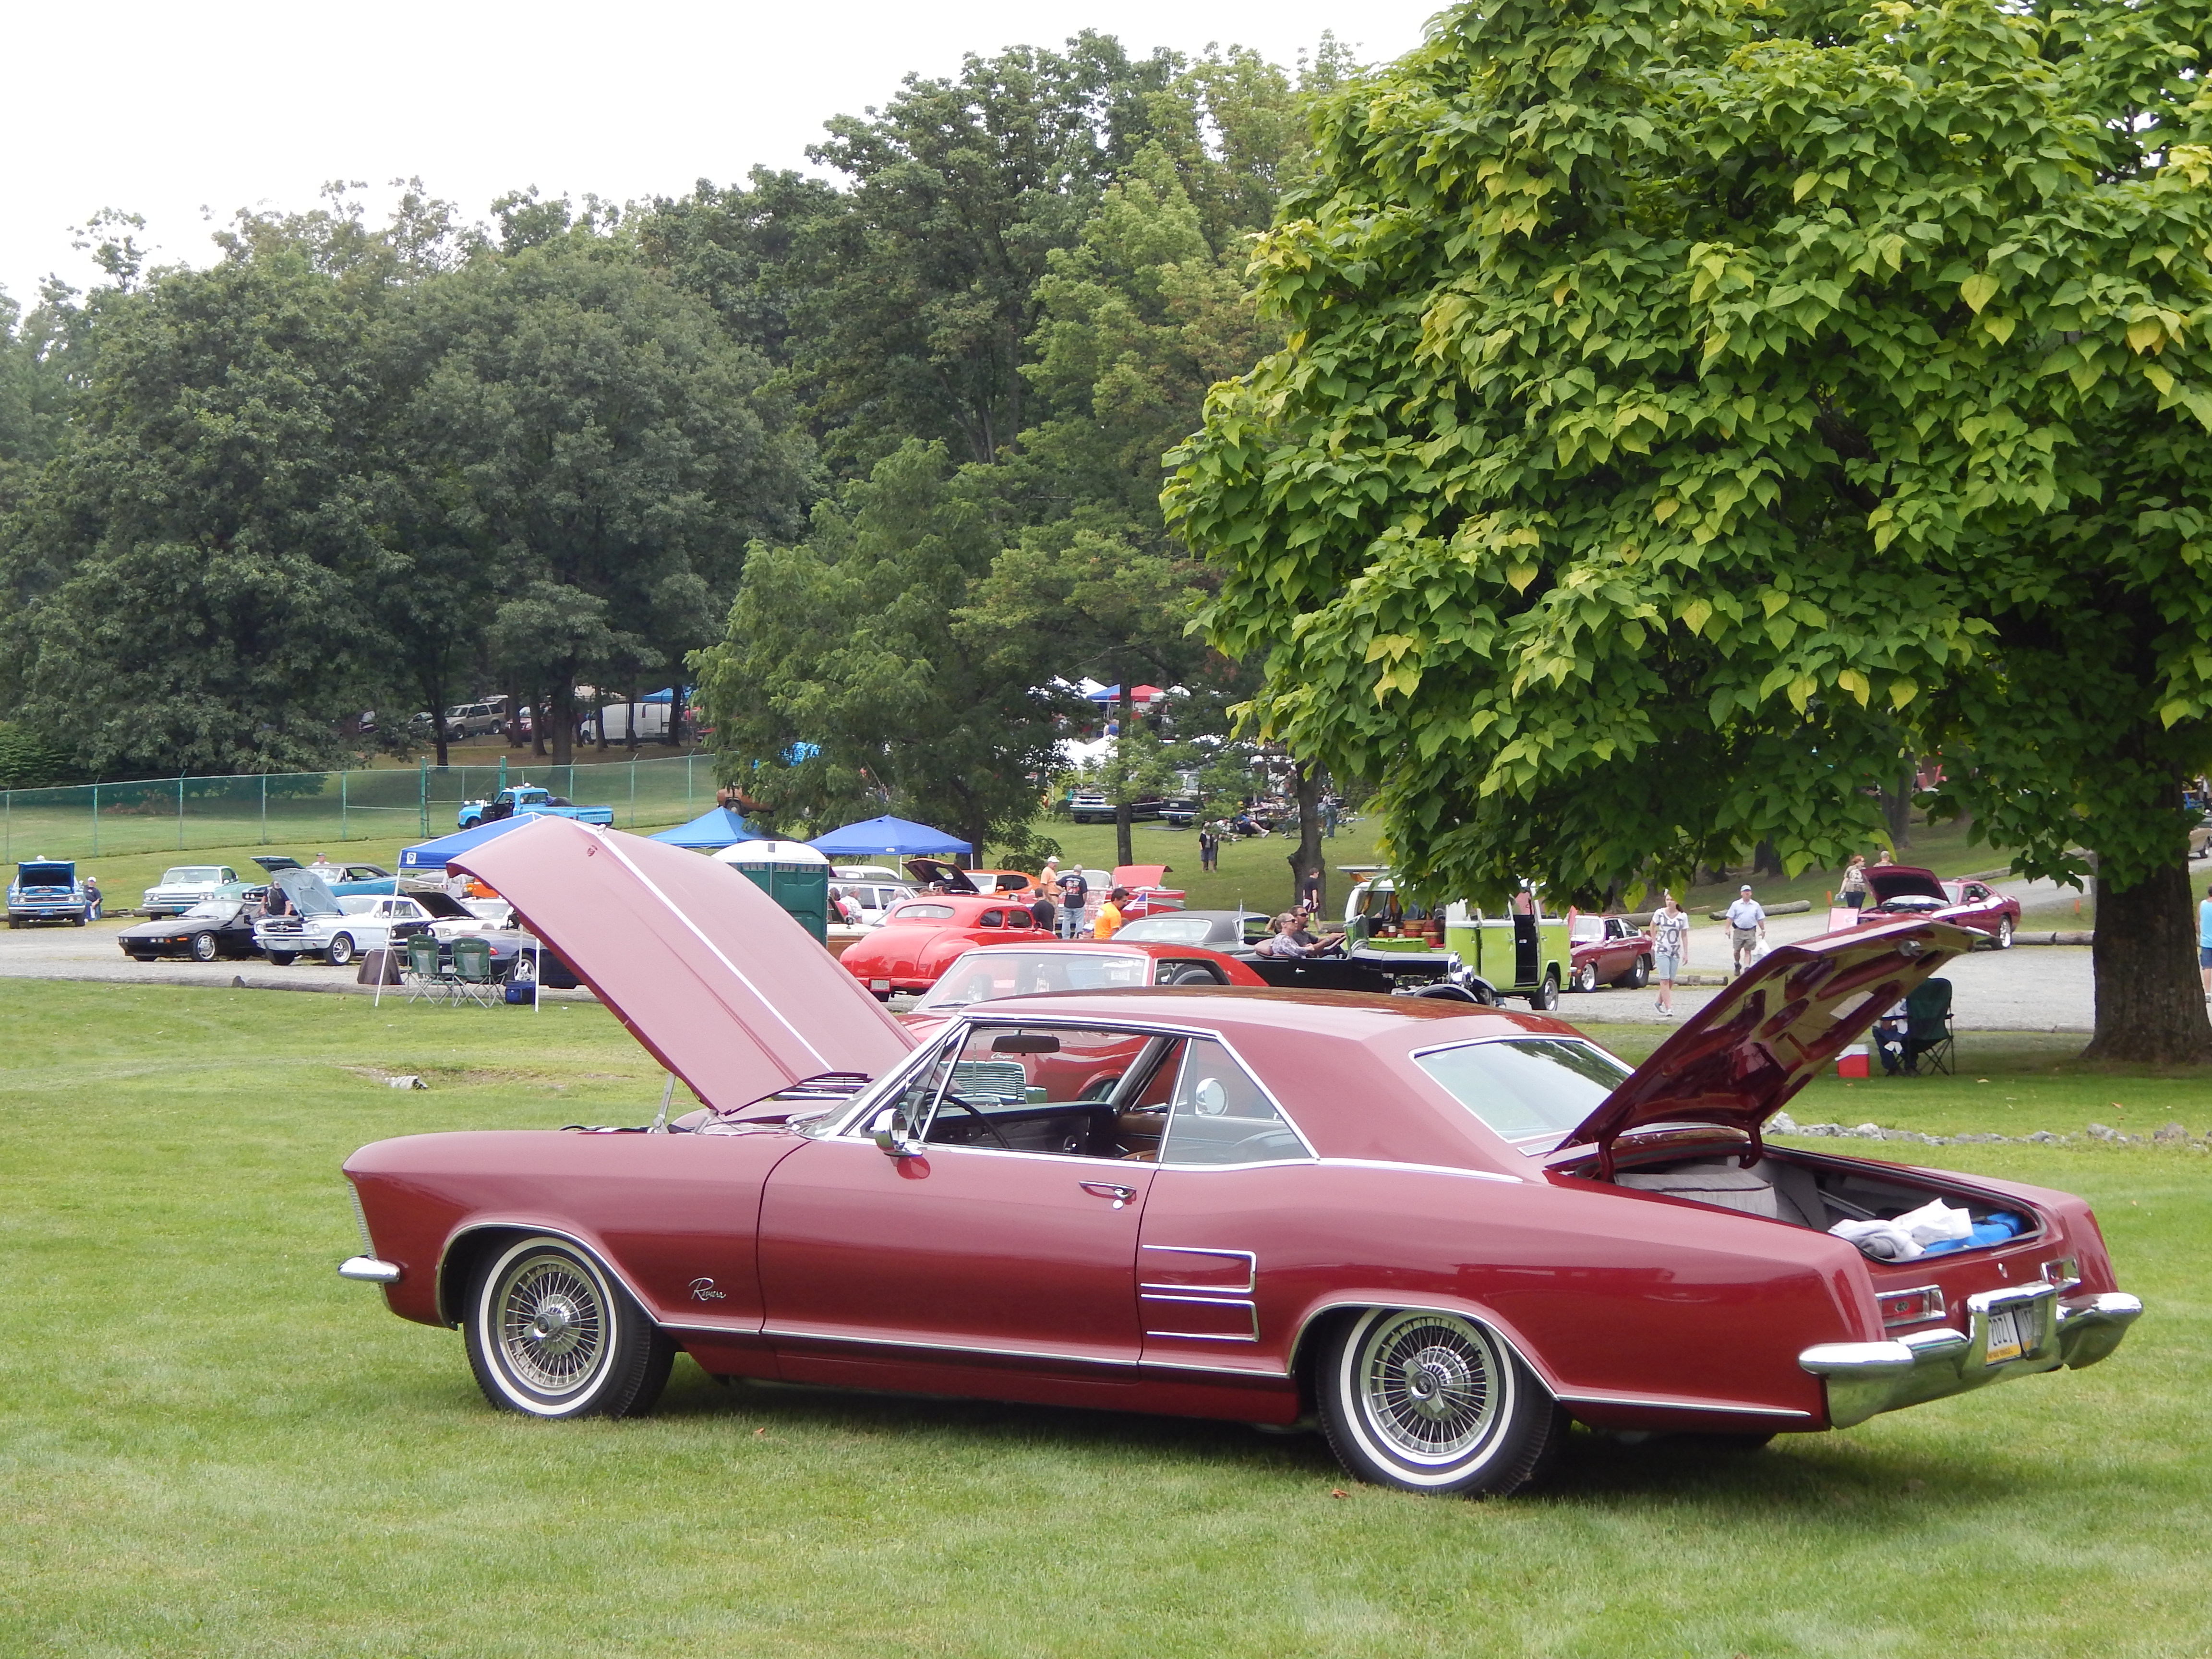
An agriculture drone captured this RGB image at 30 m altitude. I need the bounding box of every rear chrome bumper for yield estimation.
[1800,1284,2142,1428]
[338,1256,402,1284]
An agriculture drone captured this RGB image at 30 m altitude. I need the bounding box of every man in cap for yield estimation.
[1726,884,1767,977]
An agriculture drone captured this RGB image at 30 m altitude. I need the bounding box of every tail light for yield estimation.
[1877,1285,1947,1326]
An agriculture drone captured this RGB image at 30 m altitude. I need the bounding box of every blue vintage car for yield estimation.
[8,858,90,927]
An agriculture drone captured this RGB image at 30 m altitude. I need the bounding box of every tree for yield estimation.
[691,440,1065,852]
[412,205,810,764]
[1166,0,2212,1061]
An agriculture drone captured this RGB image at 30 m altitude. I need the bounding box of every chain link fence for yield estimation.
[0,754,719,864]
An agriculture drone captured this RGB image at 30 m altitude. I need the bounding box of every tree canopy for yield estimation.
[1167,0,2212,1058]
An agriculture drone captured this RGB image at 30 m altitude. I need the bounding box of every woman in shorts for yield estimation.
[1649,890,1691,1017]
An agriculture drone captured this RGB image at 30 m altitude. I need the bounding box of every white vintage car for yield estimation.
[253,870,505,967]
[141,865,240,918]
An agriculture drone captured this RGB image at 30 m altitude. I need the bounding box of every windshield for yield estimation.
[182,899,240,920]
[1414,1037,1633,1149]
[1114,915,1217,945]
[914,951,1150,1010]
[161,867,223,885]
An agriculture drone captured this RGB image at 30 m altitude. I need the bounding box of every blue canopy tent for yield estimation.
[649,806,762,850]
[807,815,973,857]
[397,814,539,873]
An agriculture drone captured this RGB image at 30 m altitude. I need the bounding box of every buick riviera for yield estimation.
[339,821,2140,1496]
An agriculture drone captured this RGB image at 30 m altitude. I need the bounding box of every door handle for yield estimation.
[1080,1181,1137,1208]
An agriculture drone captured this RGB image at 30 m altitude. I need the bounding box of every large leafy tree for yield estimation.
[1166,0,2212,1060]
[691,440,1066,853]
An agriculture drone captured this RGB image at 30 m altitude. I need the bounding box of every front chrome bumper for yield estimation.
[1800,1284,2142,1428]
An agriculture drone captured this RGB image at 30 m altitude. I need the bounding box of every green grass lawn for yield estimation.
[2,979,2205,1656]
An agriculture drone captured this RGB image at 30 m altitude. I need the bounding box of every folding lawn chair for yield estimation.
[1903,977,1955,1076]
[448,936,502,1009]
[403,934,450,1005]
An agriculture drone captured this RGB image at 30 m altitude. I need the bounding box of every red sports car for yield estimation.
[338,821,2140,1497]
[1840,866,2022,949]
[839,893,1048,997]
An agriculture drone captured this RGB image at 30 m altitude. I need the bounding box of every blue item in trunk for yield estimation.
[1921,1212,2025,1255]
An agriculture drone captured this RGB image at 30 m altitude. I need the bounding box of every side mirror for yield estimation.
[869,1107,925,1159]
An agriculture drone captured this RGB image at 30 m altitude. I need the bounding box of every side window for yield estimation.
[1159,1040,1309,1167]
[911,1024,1160,1158]
[980,909,1005,927]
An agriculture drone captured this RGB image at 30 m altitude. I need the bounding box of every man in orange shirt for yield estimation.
[1092,887,1130,938]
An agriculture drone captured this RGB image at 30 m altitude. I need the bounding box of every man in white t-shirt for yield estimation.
[1726,885,1767,976]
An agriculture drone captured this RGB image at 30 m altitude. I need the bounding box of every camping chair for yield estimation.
[448,936,501,1010]
[402,934,450,1005]
[1903,977,1955,1076]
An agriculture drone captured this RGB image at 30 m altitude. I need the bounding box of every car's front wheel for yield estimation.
[190,931,219,962]
[1996,918,2014,950]
[264,951,296,967]
[325,933,355,967]
[1316,1308,1565,1496]
[465,1236,674,1419]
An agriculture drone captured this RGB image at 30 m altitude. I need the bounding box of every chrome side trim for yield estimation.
[1140,1245,1257,1293]
[762,1322,1137,1371]
[337,1256,402,1284]
[1801,1281,2077,1427]
[1555,1388,1815,1420]
[1138,1293,1260,1341]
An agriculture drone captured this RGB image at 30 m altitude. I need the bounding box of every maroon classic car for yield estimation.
[338,821,2139,1497]
[1567,914,1655,992]
[1845,865,2022,948]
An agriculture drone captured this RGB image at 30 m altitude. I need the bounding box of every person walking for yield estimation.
[1092,887,1129,939]
[1839,854,1868,911]
[2200,883,2212,997]
[1726,885,1767,977]
[1197,825,1217,872]
[1056,866,1089,939]
[1321,797,1339,838]
[1649,891,1690,1016]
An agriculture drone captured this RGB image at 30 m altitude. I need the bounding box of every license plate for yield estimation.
[1984,1310,2023,1365]
[870,980,890,992]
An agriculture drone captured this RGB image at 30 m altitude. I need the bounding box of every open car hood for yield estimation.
[902,857,979,894]
[1561,917,1970,1166]
[1114,864,1173,890]
[252,855,301,874]
[270,866,344,916]
[454,819,916,1115]
[1865,865,1947,903]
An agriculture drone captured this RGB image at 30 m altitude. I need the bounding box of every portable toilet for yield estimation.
[711,840,831,944]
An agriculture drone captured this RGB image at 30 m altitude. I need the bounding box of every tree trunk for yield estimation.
[432,713,449,769]
[627,681,642,753]
[551,683,574,767]
[1879,769,1914,848]
[1293,761,1324,914]
[506,680,525,748]
[2082,859,2212,1063]
[1754,839,1783,878]
[1115,685,1136,868]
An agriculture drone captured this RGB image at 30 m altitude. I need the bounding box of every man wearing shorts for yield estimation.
[1648,891,1690,1016]
[1726,885,1766,977]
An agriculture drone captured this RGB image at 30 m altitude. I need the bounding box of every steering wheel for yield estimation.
[932,1094,1013,1148]
[1312,938,1346,959]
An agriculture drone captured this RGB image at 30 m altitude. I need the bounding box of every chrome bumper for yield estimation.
[1800,1284,2142,1429]
[338,1255,402,1284]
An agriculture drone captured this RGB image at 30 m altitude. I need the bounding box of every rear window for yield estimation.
[888,903,954,922]
[1413,1038,1632,1146]
[915,951,1149,1010]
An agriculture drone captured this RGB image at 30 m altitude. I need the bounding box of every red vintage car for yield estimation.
[338,821,2140,1497]
[839,893,1048,997]
[900,940,1270,1036]
[1841,866,2022,949]
[1566,914,1655,993]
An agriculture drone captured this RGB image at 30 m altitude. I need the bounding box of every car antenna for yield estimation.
[649,1070,677,1133]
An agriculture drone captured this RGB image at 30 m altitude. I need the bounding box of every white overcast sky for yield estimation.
[3,0,1446,309]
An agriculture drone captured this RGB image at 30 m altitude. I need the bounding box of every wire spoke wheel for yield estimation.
[496,1252,608,1396]
[1358,1311,1506,1463]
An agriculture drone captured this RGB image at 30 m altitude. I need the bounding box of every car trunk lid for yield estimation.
[452,818,916,1114]
[902,857,980,894]
[1559,917,1972,1173]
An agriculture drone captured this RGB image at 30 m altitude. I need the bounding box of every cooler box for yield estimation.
[1837,1045,1869,1080]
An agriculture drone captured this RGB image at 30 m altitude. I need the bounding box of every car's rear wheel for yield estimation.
[1316,1308,1565,1496]
[265,951,296,967]
[1528,970,1560,1012]
[1573,962,1598,993]
[326,933,355,967]
[190,931,218,962]
[1624,955,1651,989]
[465,1236,674,1419]
[1996,918,2014,950]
